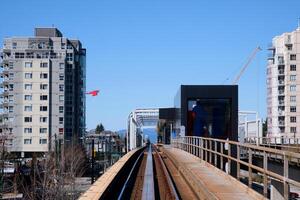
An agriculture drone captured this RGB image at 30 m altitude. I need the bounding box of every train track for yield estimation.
[100,144,196,200]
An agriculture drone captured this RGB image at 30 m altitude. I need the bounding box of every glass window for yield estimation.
[40,95,47,100]
[59,95,64,101]
[24,95,32,101]
[59,117,64,124]
[40,128,47,133]
[290,96,296,102]
[25,73,32,79]
[290,75,296,82]
[24,106,32,111]
[39,139,47,144]
[290,85,296,92]
[40,84,48,90]
[59,84,64,92]
[291,127,297,133]
[25,62,32,68]
[290,65,296,71]
[59,74,64,80]
[40,117,47,123]
[24,139,32,144]
[40,62,48,68]
[24,128,32,133]
[59,63,65,70]
[290,54,296,60]
[59,106,64,113]
[24,117,32,122]
[290,106,296,112]
[290,116,297,123]
[40,73,48,79]
[40,106,47,111]
[24,84,32,90]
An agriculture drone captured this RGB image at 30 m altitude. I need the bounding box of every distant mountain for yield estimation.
[116,129,126,139]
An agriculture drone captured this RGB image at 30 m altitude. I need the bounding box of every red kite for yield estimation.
[86,90,99,96]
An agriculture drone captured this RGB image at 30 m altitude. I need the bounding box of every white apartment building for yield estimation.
[267,26,300,138]
[0,28,86,157]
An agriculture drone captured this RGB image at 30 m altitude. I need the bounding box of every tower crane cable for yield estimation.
[232,46,262,84]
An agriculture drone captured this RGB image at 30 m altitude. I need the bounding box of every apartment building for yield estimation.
[267,26,300,137]
[0,28,86,156]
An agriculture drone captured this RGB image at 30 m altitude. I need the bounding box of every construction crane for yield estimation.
[232,46,261,84]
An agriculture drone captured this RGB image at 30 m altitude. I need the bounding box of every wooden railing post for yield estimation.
[220,142,224,171]
[209,140,212,164]
[237,145,240,180]
[248,148,252,188]
[227,143,231,174]
[263,151,268,198]
[284,154,289,199]
[214,141,217,167]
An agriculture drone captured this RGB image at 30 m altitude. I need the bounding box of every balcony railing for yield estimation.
[278,80,285,85]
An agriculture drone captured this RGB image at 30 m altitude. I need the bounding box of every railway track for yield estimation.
[98,144,196,200]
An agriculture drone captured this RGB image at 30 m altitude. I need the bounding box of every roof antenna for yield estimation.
[298,18,300,30]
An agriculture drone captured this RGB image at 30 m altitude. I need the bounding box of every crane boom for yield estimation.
[233,46,261,84]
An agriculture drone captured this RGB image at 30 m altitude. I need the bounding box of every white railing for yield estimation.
[172,136,300,199]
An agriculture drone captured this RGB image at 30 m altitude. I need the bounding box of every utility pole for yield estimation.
[91,138,95,184]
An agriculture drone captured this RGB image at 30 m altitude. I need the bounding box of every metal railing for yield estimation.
[171,136,300,199]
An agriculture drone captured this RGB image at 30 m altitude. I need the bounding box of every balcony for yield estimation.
[267,43,275,50]
[278,110,285,116]
[278,80,285,85]
[278,120,285,126]
[278,100,285,106]
[278,69,284,75]
[278,90,285,95]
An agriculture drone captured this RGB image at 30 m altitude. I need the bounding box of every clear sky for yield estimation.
[1,0,299,131]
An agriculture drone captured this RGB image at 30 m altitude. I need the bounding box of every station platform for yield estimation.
[161,146,265,200]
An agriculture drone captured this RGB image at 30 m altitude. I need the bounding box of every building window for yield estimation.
[24,95,32,101]
[290,96,296,102]
[290,65,296,71]
[8,106,13,113]
[40,117,47,123]
[290,106,296,112]
[25,62,32,68]
[40,62,48,68]
[59,84,64,92]
[40,95,48,100]
[24,84,32,90]
[25,73,33,79]
[9,62,14,69]
[59,95,64,101]
[59,117,64,124]
[40,106,47,111]
[66,53,73,61]
[290,117,296,123]
[290,75,296,82]
[24,106,32,112]
[8,95,13,103]
[59,74,64,80]
[24,117,32,122]
[40,84,48,90]
[59,106,64,113]
[290,54,296,61]
[8,84,14,91]
[291,127,297,133]
[287,46,293,50]
[39,139,47,144]
[12,42,17,49]
[40,73,48,79]
[24,128,32,134]
[290,85,296,92]
[59,63,65,70]
[59,128,64,134]
[24,139,32,144]
[40,128,47,134]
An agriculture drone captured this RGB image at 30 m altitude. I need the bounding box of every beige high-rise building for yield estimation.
[0,28,86,157]
[267,26,300,138]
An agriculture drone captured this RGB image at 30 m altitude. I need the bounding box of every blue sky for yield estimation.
[1,0,299,131]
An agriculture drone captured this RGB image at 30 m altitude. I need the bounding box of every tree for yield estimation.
[95,123,105,134]
[262,118,268,137]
